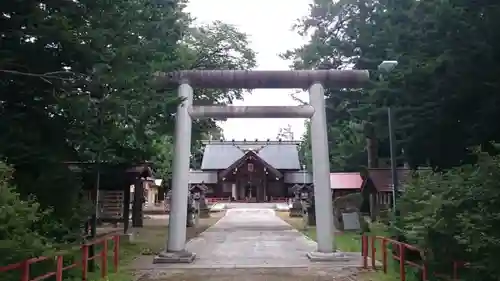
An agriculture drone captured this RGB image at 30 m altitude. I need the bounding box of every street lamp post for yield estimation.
[378,60,398,213]
[387,107,397,211]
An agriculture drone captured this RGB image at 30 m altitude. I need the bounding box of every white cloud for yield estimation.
[185,0,312,140]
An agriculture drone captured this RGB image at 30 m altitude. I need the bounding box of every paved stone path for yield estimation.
[135,205,365,280]
[140,205,362,269]
[184,208,315,268]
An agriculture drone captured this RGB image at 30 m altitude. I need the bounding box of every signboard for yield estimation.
[342,212,361,231]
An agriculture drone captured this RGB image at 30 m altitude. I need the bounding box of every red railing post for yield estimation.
[101,239,108,279]
[371,236,376,269]
[113,235,120,272]
[399,243,406,281]
[81,244,89,281]
[20,260,30,281]
[56,256,63,281]
[382,239,388,273]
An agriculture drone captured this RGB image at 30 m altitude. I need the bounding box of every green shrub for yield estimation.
[0,162,59,280]
[396,147,500,281]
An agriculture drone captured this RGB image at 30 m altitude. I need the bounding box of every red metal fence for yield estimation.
[0,234,120,281]
[362,235,467,281]
[1,231,468,281]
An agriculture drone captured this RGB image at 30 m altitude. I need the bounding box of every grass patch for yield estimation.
[358,271,402,281]
[276,212,388,252]
[91,212,225,281]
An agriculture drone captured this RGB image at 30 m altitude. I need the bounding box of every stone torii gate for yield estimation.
[153,70,370,263]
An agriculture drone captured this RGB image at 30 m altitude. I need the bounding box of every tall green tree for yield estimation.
[0,0,255,260]
[287,1,500,281]
[182,20,256,170]
[286,0,500,171]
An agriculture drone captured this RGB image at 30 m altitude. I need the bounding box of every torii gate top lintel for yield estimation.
[156,69,370,89]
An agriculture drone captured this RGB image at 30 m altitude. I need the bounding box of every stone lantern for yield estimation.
[292,184,313,203]
[189,184,210,219]
[289,184,312,218]
[291,183,315,226]
[166,188,198,227]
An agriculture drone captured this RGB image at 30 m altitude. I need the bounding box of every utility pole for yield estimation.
[387,107,398,211]
[378,60,399,214]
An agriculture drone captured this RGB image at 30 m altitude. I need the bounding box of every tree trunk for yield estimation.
[364,122,379,169]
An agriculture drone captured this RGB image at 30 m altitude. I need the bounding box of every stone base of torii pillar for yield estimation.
[306,251,352,262]
[153,250,196,264]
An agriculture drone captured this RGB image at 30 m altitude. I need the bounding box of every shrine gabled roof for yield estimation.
[200,141,301,170]
[219,150,283,179]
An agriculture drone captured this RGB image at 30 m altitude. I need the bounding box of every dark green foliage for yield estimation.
[288,1,500,280]
[287,0,500,171]
[0,1,188,256]
[397,148,500,281]
[0,0,256,274]
[0,162,57,281]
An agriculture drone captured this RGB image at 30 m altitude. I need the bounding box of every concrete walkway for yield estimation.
[134,205,367,280]
[143,205,362,270]
[184,208,315,268]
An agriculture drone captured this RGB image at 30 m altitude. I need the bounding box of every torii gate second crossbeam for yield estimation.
[152,70,370,263]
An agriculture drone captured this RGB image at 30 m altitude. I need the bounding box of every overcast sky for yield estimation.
[185,0,312,141]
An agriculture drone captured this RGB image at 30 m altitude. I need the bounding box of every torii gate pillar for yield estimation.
[307,82,335,255]
[156,83,195,263]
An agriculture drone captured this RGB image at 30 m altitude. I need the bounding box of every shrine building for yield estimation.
[189,140,311,202]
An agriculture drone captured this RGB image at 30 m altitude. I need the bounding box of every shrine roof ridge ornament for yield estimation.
[154,69,370,89]
[201,140,301,145]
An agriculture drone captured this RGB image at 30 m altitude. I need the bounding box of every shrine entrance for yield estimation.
[220,149,281,202]
[153,69,370,263]
[244,182,257,201]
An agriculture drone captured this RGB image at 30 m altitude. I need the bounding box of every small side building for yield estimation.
[360,168,411,213]
[329,172,364,198]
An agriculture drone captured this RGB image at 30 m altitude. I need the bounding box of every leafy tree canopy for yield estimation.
[0,0,255,249]
[287,2,500,281]
[286,0,500,171]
